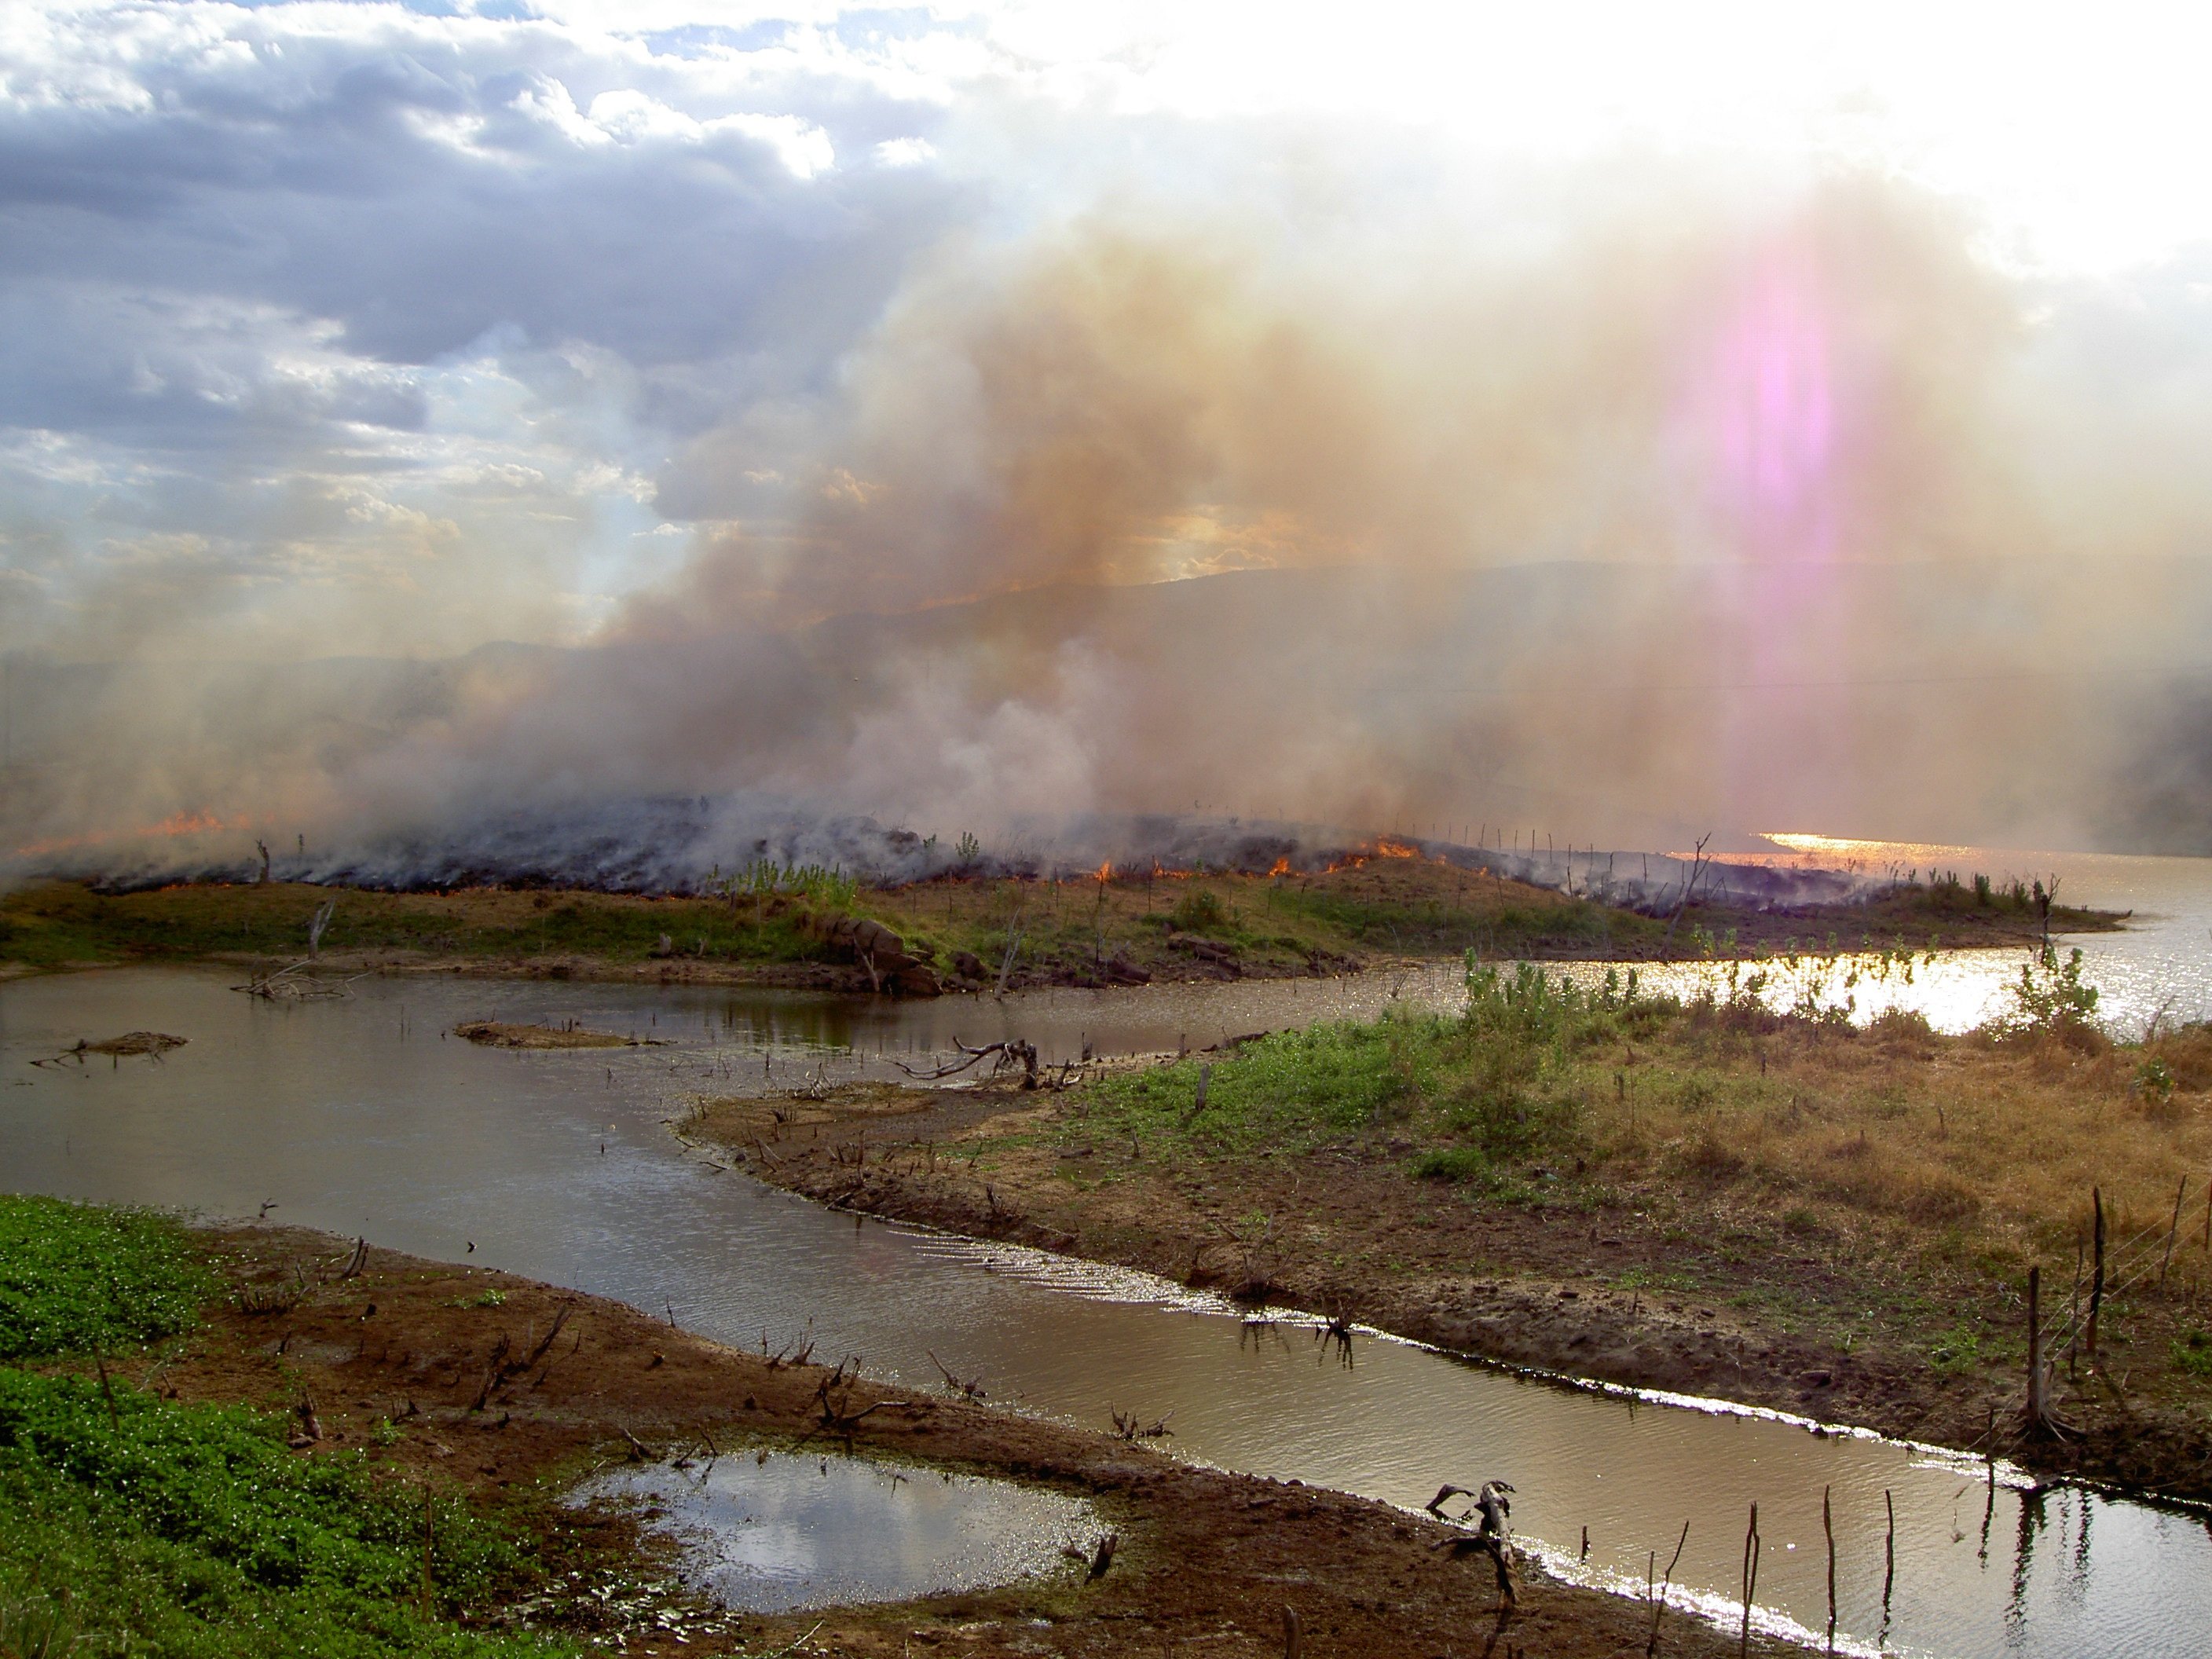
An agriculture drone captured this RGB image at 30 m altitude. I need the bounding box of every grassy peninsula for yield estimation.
[698,944,2212,1498]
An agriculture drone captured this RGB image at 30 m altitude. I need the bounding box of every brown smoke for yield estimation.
[12,167,2212,877]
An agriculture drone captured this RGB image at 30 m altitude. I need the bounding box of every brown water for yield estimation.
[4,879,2210,1656]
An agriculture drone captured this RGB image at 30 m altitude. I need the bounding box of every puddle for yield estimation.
[571,1451,1101,1612]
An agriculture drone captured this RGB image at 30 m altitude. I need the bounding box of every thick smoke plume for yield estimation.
[9,170,2212,888]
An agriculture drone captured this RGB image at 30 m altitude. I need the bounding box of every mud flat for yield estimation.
[69,1221,1772,1658]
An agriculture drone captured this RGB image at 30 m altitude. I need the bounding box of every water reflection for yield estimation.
[573,1452,1096,1612]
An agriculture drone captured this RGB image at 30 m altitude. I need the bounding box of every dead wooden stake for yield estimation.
[1882,1489,1896,1618]
[1281,1606,1302,1659]
[1087,1533,1118,1580]
[1580,1524,1589,1562]
[94,1356,121,1433]
[1646,1519,1689,1656]
[2161,1175,2188,1284]
[1822,1485,1837,1655]
[1739,1501,1760,1657]
[2088,1187,2105,1358]
[2068,1236,2083,1377]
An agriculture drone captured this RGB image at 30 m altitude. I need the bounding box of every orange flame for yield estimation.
[1268,857,1291,877]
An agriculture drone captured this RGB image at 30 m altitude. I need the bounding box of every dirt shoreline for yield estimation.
[691,1081,2212,1505]
[122,1221,1777,1658]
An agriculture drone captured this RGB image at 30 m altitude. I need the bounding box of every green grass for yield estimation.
[1086,961,1665,1175]
[1267,888,1646,954]
[0,1197,211,1361]
[1088,1015,1437,1155]
[0,1196,569,1657]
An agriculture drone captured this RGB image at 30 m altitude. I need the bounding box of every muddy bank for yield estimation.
[127,1221,1773,1658]
[694,1082,2212,1505]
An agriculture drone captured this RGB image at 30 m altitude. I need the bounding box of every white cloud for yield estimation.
[873,135,934,167]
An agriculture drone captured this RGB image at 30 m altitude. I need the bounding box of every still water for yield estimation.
[572,1452,1098,1613]
[3,842,2210,1656]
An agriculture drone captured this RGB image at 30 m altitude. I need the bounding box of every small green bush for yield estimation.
[1168,889,1229,934]
[1411,1146,1489,1182]
[2172,1329,2212,1379]
[0,1196,211,1360]
[1995,943,2100,1038]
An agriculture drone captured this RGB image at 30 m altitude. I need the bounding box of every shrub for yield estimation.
[1412,1146,1490,1182]
[1168,889,1229,934]
[1680,1127,1745,1181]
[1994,943,2100,1041]
[1441,1079,1580,1159]
[1087,1016,1427,1151]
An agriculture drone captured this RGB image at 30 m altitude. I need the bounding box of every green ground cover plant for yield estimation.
[0,1197,211,1361]
[0,1196,568,1657]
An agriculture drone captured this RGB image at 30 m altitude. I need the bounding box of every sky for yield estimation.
[7,2,2212,862]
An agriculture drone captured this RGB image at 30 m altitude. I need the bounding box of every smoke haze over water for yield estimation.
[8,4,2212,882]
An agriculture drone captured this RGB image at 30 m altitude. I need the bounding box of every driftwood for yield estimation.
[927,1350,987,1401]
[801,1359,914,1444]
[31,1031,187,1068]
[288,1391,324,1448]
[892,1038,1041,1089]
[1108,1404,1174,1441]
[1427,1480,1517,1606]
[233,961,367,1001]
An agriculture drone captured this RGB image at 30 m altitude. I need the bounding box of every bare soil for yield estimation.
[109,1224,1781,1659]
[693,1078,2212,1504]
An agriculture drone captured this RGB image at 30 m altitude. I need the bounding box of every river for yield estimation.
[4,840,2210,1656]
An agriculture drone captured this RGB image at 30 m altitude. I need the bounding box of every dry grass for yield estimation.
[1583,1014,2212,1282]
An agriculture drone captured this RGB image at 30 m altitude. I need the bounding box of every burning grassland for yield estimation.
[1,839,2122,991]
